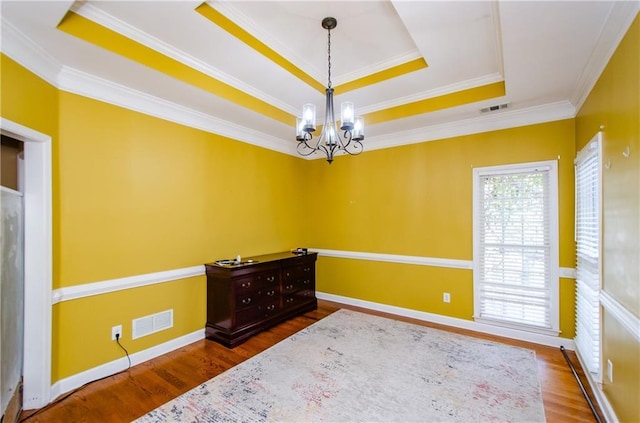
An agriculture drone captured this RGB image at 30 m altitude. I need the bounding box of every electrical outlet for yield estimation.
[111,325,122,341]
[443,292,451,303]
[607,359,613,383]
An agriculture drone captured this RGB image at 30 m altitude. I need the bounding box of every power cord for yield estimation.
[116,333,132,370]
[19,335,132,422]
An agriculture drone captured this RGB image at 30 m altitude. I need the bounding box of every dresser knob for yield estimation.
[242,298,251,305]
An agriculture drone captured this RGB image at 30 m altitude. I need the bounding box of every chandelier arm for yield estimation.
[335,128,346,149]
[326,143,338,164]
[342,139,364,156]
[296,133,319,157]
[297,133,333,159]
[297,143,318,157]
[339,130,363,156]
[316,143,331,159]
[342,129,353,149]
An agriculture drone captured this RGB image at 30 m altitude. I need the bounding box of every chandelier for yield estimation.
[296,17,364,164]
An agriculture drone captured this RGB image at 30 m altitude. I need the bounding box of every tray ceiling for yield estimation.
[1,1,637,159]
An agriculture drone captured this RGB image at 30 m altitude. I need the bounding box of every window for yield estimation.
[574,133,601,378]
[473,160,559,335]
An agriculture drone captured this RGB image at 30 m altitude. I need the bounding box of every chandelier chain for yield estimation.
[327,28,332,89]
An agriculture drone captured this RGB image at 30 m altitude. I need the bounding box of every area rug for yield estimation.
[136,309,546,422]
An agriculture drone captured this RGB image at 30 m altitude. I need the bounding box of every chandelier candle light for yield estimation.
[296,17,364,164]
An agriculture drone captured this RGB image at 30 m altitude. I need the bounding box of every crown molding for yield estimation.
[1,17,294,155]
[0,17,61,86]
[332,51,424,87]
[571,1,639,111]
[359,73,504,115]
[71,1,298,116]
[303,99,575,161]
[490,0,505,78]
[3,13,578,160]
[57,66,294,155]
[209,0,323,84]
[362,100,576,153]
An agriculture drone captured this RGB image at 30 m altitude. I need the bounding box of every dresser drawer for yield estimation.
[258,271,279,288]
[237,284,280,311]
[235,292,258,311]
[260,286,279,299]
[283,276,314,295]
[283,290,315,309]
[282,264,314,282]
[258,301,280,319]
[234,276,258,294]
[236,305,261,327]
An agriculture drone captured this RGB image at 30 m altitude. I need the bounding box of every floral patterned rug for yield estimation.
[136,309,546,422]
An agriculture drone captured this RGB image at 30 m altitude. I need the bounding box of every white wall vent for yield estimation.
[132,309,173,339]
[480,103,509,113]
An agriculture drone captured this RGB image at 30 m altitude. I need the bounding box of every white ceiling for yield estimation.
[1,1,637,159]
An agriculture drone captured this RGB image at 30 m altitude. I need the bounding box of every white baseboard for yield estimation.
[46,293,577,409]
[317,292,575,350]
[575,348,619,423]
[48,329,204,403]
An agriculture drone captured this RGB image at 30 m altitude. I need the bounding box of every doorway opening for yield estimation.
[1,134,25,421]
[0,118,52,411]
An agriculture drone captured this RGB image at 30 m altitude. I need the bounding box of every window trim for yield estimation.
[472,160,560,336]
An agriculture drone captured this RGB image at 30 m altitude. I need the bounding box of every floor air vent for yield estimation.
[132,309,174,339]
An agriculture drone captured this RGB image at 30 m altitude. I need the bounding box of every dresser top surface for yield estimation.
[205,251,317,269]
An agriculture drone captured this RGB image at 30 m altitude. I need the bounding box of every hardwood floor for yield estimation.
[19,300,603,422]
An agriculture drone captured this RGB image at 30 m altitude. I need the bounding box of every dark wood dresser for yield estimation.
[204,251,317,347]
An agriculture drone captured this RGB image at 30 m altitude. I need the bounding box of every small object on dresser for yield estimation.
[293,248,308,255]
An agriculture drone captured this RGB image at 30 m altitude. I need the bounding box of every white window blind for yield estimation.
[574,133,601,378]
[473,161,559,334]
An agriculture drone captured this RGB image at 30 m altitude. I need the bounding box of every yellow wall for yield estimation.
[56,91,305,285]
[50,92,308,379]
[52,276,206,380]
[576,14,639,422]
[7,15,636,402]
[304,120,577,337]
[1,53,579,382]
[4,15,638,420]
[1,56,309,380]
[0,55,59,136]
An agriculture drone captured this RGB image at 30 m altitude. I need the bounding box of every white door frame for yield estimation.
[1,118,52,409]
